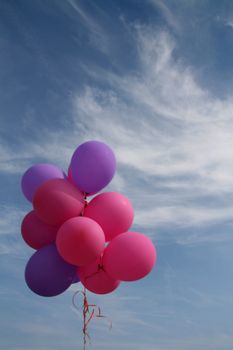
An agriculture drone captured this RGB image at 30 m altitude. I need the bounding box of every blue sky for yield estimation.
[1,0,233,349]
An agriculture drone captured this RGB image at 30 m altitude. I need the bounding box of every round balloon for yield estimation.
[25,245,77,297]
[33,179,85,226]
[72,275,80,284]
[21,163,65,202]
[56,217,105,266]
[68,165,95,196]
[84,192,134,241]
[67,166,74,184]
[70,141,116,194]
[103,232,156,281]
[78,256,120,294]
[21,211,58,249]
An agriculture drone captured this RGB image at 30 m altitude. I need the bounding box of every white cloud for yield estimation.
[224,19,233,29]
[149,0,181,33]
[0,206,27,255]
[69,28,233,236]
[135,205,233,229]
[2,27,233,242]
[64,0,112,55]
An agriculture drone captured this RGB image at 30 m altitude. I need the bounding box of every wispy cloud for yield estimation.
[224,18,233,29]
[2,25,233,242]
[70,28,233,235]
[63,0,112,54]
[149,0,181,33]
[0,206,27,255]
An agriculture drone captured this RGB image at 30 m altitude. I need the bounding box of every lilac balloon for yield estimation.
[21,163,65,202]
[70,141,116,194]
[25,245,78,297]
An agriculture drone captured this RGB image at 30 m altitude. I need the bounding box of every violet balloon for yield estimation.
[21,163,65,202]
[67,165,94,196]
[70,141,116,194]
[25,245,77,297]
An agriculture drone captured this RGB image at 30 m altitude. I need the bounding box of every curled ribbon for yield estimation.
[72,288,112,349]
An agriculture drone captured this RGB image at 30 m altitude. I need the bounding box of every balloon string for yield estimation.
[72,288,111,349]
[80,194,88,217]
[84,259,105,282]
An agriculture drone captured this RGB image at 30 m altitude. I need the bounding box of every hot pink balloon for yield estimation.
[21,211,58,249]
[33,179,85,226]
[78,257,120,294]
[67,165,75,186]
[84,192,134,241]
[103,232,156,281]
[56,217,105,266]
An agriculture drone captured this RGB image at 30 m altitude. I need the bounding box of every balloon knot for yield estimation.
[97,263,105,271]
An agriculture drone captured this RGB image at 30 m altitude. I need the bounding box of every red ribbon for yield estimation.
[72,288,111,349]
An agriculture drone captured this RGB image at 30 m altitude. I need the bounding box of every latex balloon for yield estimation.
[78,256,120,294]
[68,165,94,197]
[21,211,58,249]
[67,165,75,186]
[25,245,77,297]
[72,275,80,284]
[103,232,156,281]
[84,192,134,241]
[33,179,85,226]
[70,140,116,194]
[56,217,105,266]
[21,163,65,202]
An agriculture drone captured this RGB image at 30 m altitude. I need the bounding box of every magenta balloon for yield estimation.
[25,245,77,297]
[56,217,105,266]
[21,163,65,202]
[21,211,58,249]
[78,257,120,294]
[103,232,157,281]
[67,165,75,185]
[33,179,85,226]
[84,192,134,241]
[70,141,116,194]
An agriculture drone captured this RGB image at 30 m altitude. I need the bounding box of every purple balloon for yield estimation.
[21,163,65,202]
[25,245,78,297]
[72,274,80,284]
[70,141,116,194]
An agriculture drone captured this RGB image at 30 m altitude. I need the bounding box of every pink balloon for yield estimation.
[33,179,85,226]
[84,192,134,241]
[21,211,58,249]
[103,232,156,281]
[78,257,120,294]
[67,165,75,186]
[56,217,105,266]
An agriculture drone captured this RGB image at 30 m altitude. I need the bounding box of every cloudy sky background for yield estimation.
[1,1,233,349]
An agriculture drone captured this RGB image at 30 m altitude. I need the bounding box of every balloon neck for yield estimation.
[97,255,105,271]
[97,263,105,271]
[80,198,88,217]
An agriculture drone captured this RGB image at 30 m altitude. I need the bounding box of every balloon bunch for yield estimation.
[21,141,157,298]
